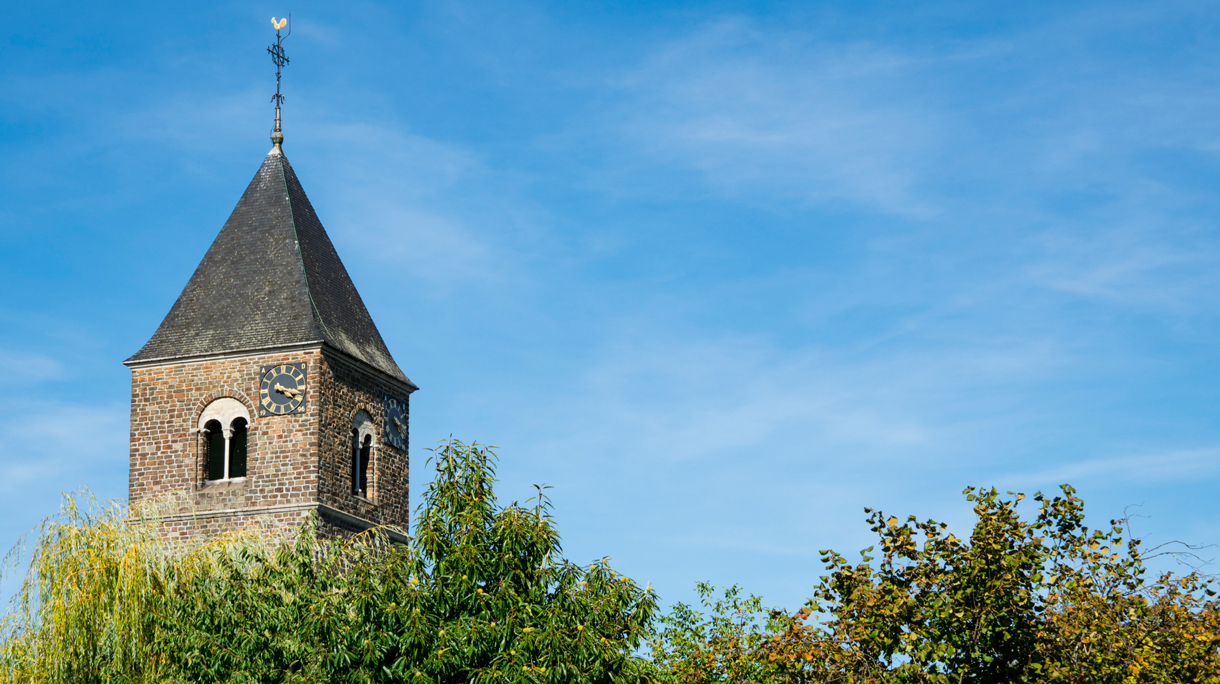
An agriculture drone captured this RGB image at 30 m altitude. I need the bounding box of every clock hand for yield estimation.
[274,383,302,399]
[393,418,406,433]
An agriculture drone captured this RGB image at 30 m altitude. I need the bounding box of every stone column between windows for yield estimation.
[223,427,233,480]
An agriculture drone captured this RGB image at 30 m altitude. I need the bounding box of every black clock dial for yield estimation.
[384,395,407,450]
[259,363,307,416]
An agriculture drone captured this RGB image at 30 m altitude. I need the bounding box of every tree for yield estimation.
[653,486,1220,683]
[0,492,170,684]
[156,439,659,684]
[646,583,777,684]
[1,440,657,684]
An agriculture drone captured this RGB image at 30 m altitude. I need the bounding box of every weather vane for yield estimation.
[268,15,291,146]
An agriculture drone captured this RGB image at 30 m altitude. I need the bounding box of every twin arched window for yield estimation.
[204,418,248,480]
[200,398,251,482]
[196,399,377,492]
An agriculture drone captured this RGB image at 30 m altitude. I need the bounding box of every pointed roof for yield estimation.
[125,146,415,389]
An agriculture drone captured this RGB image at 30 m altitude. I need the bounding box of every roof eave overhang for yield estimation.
[122,340,327,369]
[319,346,420,394]
[123,340,419,395]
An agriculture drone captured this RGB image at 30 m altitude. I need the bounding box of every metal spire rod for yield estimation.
[268,15,291,146]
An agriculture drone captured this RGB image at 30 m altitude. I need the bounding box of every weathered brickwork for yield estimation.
[157,509,314,542]
[129,346,410,539]
[316,349,411,528]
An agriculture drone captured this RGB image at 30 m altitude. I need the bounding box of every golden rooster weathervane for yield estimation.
[268,15,291,147]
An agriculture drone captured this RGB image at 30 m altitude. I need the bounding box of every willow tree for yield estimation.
[0,492,198,683]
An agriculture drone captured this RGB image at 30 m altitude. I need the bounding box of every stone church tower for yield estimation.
[123,137,416,541]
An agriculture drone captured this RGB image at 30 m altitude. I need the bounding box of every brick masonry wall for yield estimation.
[129,346,411,538]
[157,509,315,542]
[317,350,410,530]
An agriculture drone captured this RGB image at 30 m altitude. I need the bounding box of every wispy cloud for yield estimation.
[520,318,1075,473]
[608,18,943,215]
[999,447,1220,490]
[0,351,63,386]
[0,394,127,614]
[594,7,1220,319]
[299,123,511,285]
[0,395,125,610]
[1026,225,1220,311]
[0,402,127,498]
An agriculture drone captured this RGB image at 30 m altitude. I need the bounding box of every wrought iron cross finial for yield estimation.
[268,15,291,146]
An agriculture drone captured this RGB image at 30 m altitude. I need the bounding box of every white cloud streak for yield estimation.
[611,18,943,215]
[0,352,63,386]
[0,402,127,498]
[300,123,509,285]
[999,447,1220,490]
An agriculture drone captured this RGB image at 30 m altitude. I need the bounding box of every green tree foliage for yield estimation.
[646,583,777,684]
[6,455,1217,684]
[651,486,1220,683]
[158,440,658,684]
[0,492,174,683]
[1,440,658,684]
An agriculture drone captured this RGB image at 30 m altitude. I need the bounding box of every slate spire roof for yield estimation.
[125,145,415,389]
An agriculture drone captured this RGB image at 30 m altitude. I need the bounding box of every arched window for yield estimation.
[360,434,372,495]
[351,410,375,498]
[205,420,225,481]
[230,418,248,479]
[351,428,361,495]
[199,398,252,482]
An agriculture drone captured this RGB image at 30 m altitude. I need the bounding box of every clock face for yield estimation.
[384,395,407,450]
[259,363,307,417]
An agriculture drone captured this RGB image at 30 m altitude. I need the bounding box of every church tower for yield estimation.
[123,136,416,540]
[125,23,415,541]
[124,24,416,539]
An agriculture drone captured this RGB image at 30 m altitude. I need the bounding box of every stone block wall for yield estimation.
[156,508,314,542]
[128,345,411,538]
[317,350,411,530]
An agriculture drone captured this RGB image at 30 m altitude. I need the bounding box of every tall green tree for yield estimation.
[157,439,659,684]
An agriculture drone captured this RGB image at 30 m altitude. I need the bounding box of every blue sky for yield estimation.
[3,0,1220,610]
